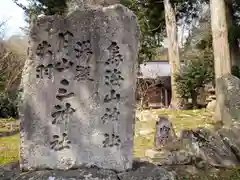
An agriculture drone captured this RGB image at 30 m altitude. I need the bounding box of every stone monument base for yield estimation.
[0,160,176,180]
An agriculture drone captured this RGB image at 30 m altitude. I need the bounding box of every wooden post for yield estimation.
[160,87,163,108]
[164,88,168,107]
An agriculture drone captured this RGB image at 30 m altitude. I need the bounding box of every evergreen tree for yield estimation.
[13,0,67,16]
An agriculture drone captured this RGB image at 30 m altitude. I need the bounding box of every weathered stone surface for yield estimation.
[154,116,177,149]
[218,125,240,161]
[206,100,216,111]
[215,74,240,125]
[0,161,20,180]
[0,161,177,180]
[118,161,176,180]
[19,4,140,172]
[16,167,119,180]
[145,149,192,166]
[181,128,239,167]
[146,127,240,168]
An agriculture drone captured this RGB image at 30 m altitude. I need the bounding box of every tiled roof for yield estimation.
[138,61,184,79]
[138,61,170,79]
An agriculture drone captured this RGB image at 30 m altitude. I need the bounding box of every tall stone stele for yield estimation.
[19,4,140,172]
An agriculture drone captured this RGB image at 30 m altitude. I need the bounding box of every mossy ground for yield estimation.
[0,134,19,164]
[1,109,240,179]
[176,166,240,180]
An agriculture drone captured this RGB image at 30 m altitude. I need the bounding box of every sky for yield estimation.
[0,0,27,39]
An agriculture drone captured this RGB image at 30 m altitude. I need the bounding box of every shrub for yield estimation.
[174,58,214,109]
[231,65,240,79]
[0,91,19,118]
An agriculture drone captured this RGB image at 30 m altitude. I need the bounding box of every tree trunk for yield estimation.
[191,91,198,109]
[164,0,181,109]
[225,0,240,68]
[210,0,231,123]
[211,0,231,78]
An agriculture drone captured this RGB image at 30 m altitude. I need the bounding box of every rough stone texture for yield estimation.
[180,128,239,167]
[19,4,140,172]
[146,127,240,168]
[145,149,192,166]
[0,161,20,180]
[154,116,177,149]
[215,74,240,125]
[178,128,239,167]
[206,100,216,111]
[0,161,177,180]
[118,161,176,180]
[16,167,119,180]
[218,125,240,161]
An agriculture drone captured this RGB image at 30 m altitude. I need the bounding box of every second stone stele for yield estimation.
[19,4,140,172]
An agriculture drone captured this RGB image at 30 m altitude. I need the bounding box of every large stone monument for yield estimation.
[19,4,140,172]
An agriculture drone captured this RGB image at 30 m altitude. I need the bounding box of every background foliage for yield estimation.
[175,57,214,108]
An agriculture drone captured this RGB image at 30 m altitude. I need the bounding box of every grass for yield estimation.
[0,134,19,164]
[177,167,240,180]
[0,118,20,164]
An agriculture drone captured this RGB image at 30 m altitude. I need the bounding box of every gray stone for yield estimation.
[218,125,240,161]
[19,4,140,172]
[15,167,118,180]
[206,100,216,111]
[145,149,192,166]
[147,127,240,168]
[215,74,240,125]
[118,161,176,180]
[154,116,177,149]
[0,161,177,180]
[183,128,239,167]
[0,161,20,180]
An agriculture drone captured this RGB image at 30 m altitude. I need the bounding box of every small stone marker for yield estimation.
[154,116,177,149]
[19,4,140,171]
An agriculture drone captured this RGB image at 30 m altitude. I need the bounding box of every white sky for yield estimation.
[0,0,27,39]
